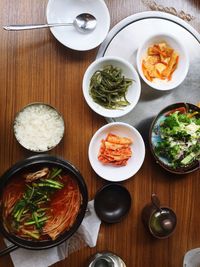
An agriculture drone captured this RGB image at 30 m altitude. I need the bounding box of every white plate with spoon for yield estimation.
[4,0,110,51]
[46,0,110,51]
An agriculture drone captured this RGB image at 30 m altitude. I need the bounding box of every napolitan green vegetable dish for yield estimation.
[89,65,133,109]
[154,107,200,169]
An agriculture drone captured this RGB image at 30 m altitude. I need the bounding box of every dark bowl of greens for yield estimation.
[149,103,200,174]
[0,154,88,256]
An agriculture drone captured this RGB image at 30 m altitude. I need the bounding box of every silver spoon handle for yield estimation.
[3,23,73,31]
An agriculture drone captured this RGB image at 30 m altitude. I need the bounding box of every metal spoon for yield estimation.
[151,194,174,232]
[151,193,163,213]
[3,13,97,33]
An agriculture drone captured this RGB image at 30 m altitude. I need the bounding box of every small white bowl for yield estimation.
[136,33,189,91]
[88,122,145,182]
[83,56,141,118]
[46,0,110,51]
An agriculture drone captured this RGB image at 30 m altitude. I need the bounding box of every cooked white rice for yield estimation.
[14,104,65,151]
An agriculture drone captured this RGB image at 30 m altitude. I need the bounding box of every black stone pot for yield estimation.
[0,154,88,256]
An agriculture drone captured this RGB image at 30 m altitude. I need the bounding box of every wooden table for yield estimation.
[0,1,199,266]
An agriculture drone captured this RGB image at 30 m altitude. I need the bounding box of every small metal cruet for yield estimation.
[88,252,126,267]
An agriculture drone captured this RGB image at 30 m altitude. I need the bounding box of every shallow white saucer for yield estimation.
[46,0,110,51]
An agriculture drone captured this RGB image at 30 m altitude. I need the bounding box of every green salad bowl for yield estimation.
[149,102,200,174]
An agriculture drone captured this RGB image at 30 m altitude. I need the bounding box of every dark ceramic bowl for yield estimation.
[94,184,131,223]
[149,102,200,174]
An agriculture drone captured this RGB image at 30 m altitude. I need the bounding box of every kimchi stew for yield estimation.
[0,167,82,241]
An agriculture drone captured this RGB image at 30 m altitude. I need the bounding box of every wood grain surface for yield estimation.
[0,0,199,267]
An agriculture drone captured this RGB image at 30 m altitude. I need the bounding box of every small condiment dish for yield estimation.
[83,56,141,118]
[13,102,65,153]
[94,183,131,223]
[149,102,200,174]
[88,122,145,181]
[136,33,189,91]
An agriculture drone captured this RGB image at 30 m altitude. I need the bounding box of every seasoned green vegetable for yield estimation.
[155,110,200,169]
[89,65,133,109]
[11,168,63,235]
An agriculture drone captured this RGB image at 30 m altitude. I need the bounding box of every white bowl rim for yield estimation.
[136,32,189,91]
[82,56,141,118]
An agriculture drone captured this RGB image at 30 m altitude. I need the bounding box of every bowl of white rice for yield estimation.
[13,103,65,152]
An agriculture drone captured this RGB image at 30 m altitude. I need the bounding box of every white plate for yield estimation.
[46,0,110,51]
[88,122,145,182]
[96,11,200,139]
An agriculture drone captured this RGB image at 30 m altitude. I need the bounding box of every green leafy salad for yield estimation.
[155,109,200,169]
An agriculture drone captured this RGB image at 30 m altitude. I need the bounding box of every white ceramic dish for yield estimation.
[88,122,145,182]
[82,56,141,118]
[46,0,110,51]
[136,33,189,91]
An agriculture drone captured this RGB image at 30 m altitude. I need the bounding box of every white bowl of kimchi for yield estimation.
[88,122,145,182]
[136,33,189,91]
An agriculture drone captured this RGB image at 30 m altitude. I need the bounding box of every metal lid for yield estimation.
[88,252,126,267]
